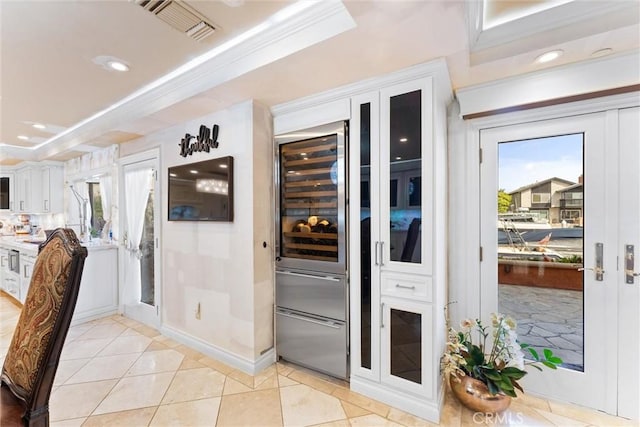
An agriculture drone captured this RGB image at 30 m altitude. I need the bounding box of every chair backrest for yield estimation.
[400,218,421,262]
[1,228,87,425]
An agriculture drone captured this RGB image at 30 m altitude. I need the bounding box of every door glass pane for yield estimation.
[390,308,421,383]
[140,185,155,306]
[498,134,584,371]
[389,90,421,263]
[360,103,372,370]
[279,136,339,262]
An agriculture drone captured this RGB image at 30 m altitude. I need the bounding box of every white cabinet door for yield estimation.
[379,78,433,276]
[380,297,433,398]
[19,255,35,304]
[16,167,42,213]
[41,166,63,213]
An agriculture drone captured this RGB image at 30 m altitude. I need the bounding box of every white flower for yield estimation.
[460,318,476,331]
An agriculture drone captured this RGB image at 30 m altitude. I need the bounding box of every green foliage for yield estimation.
[557,254,583,263]
[498,189,512,213]
[442,314,564,398]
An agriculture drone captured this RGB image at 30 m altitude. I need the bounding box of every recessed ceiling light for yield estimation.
[399,138,408,142]
[32,123,46,130]
[395,156,402,160]
[535,50,563,64]
[591,48,613,58]
[17,135,29,140]
[92,55,130,72]
[169,173,177,177]
[190,170,198,174]
[107,60,130,72]
[219,164,228,168]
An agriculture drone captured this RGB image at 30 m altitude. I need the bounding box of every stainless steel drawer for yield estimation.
[276,308,348,379]
[276,270,346,321]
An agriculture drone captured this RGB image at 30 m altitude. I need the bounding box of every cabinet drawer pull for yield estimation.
[396,284,416,290]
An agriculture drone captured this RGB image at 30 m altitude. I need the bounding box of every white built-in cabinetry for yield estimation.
[19,253,36,304]
[272,60,451,422]
[13,162,63,213]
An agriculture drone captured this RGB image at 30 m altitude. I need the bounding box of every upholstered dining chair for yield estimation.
[1,228,87,427]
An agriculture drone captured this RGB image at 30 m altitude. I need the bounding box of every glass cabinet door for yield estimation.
[381,298,432,398]
[279,126,344,263]
[350,92,381,381]
[380,79,433,275]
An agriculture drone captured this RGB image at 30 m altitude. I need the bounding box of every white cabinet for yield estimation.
[19,254,36,304]
[380,297,433,398]
[16,167,41,213]
[0,173,15,212]
[40,166,64,213]
[348,65,450,423]
[72,247,118,324]
[14,163,63,213]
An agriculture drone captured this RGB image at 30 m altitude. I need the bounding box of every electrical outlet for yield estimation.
[195,302,201,320]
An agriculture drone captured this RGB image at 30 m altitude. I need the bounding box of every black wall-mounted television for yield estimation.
[168,156,234,221]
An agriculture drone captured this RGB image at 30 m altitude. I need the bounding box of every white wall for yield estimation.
[120,100,274,368]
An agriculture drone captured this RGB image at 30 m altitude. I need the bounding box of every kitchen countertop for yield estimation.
[0,236,117,255]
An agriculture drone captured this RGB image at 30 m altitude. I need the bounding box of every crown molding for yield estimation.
[456,50,640,118]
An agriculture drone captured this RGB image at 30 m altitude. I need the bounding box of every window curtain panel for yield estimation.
[124,168,152,304]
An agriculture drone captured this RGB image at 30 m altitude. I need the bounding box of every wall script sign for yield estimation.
[179,124,220,157]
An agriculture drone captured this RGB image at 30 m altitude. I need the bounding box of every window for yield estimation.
[87,182,105,238]
[531,193,550,203]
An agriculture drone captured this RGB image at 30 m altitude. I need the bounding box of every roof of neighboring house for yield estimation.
[508,177,576,195]
[559,183,583,192]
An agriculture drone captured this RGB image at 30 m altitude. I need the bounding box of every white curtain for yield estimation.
[99,175,113,238]
[124,168,152,303]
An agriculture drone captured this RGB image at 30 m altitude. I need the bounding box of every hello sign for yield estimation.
[179,124,220,157]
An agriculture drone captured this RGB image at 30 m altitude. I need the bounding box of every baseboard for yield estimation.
[161,324,276,376]
[71,307,118,326]
[350,376,442,423]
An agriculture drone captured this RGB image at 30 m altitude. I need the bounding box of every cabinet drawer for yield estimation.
[381,273,431,301]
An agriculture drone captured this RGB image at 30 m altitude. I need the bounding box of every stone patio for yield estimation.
[499,284,584,370]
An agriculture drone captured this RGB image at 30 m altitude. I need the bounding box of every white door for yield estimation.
[617,107,639,420]
[120,154,161,328]
[480,113,617,412]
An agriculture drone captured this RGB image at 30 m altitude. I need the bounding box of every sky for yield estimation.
[498,134,583,193]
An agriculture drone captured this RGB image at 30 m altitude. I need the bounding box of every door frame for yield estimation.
[448,91,639,417]
[118,148,162,329]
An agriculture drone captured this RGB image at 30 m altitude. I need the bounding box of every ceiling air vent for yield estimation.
[135,0,216,42]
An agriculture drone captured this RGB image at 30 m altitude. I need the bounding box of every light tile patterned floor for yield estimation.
[0,293,636,427]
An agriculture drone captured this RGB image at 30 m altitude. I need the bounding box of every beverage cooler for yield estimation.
[275,121,349,379]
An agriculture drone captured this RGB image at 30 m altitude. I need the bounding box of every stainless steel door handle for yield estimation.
[276,310,342,329]
[625,244,639,284]
[380,302,385,328]
[578,242,605,281]
[380,241,385,266]
[374,241,379,266]
[276,270,341,282]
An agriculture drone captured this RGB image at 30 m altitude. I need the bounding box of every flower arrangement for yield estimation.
[442,313,563,398]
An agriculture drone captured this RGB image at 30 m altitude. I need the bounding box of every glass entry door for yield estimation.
[120,155,161,328]
[480,113,616,412]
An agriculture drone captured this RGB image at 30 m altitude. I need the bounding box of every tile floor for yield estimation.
[0,293,636,427]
